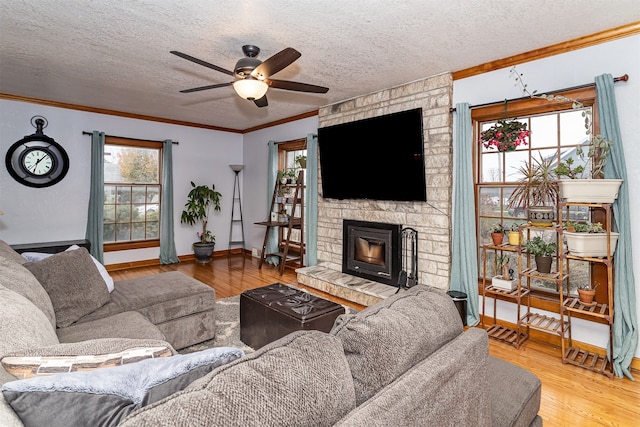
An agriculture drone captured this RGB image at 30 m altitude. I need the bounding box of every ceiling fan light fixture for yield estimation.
[233,78,268,100]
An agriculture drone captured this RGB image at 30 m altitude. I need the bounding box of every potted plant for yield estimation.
[554,137,622,203]
[564,221,619,258]
[181,181,222,263]
[479,119,530,152]
[524,236,557,274]
[295,154,307,169]
[508,223,523,246]
[577,283,598,306]
[489,223,506,245]
[506,153,559,226]
[491,254,516,290]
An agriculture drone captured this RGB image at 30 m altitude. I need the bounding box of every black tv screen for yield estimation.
[318,108,427,202]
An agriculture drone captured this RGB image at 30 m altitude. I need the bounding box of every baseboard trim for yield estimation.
[105,248,249,271]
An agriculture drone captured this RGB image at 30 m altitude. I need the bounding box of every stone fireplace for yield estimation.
[342,220,401,287]
[296,72,453,306]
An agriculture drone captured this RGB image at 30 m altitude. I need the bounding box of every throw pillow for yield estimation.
[2,346,173,379]
[24,248,112,328]
[2,346,244,427]
[0,240,27,265]
[331,285,464,405]
[20,244,115,293]
[120,330,356,427]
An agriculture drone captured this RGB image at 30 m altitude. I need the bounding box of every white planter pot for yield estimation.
[558,179,623,203]
[564,231,619,257]
[491,276,517,291]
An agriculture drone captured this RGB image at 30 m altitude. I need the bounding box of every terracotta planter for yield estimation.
[577,288,596,305]
[534,255,553,274]
[491,232,504,245]
[558,179,623,203]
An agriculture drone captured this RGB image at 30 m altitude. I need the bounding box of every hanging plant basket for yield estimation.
[480,119,530,152]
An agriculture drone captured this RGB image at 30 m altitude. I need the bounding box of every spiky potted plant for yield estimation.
[181,181,222,263]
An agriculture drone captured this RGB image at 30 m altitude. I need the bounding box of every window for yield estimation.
[103,137,162,251]
[278,138,307,252]
[473,87,598,298]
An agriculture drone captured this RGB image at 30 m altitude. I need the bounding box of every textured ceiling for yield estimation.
[1,1,639,131]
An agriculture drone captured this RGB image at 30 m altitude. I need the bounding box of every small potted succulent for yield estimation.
[577,283,598,306]
[524,236,557,274]
[491,254,516,291]
[508,223,523,246]
[489,223,506,245]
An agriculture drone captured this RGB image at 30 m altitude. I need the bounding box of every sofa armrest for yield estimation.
[335,327,491,427]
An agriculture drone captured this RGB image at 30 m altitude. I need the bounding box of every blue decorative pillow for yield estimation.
[2,346,244,427]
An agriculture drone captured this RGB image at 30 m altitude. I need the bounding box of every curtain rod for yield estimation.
[82,131,179,145]
[449,74,629,112]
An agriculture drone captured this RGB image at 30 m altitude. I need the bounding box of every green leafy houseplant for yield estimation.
[564,221,604,233]
[295,154,307,169]
[524,236,557,256]
[181,182,222,243]
[489,223,506,234]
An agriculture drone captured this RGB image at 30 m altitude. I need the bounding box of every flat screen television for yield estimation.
[318,108,427,202]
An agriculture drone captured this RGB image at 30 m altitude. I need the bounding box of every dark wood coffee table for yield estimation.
[240,283,345,349]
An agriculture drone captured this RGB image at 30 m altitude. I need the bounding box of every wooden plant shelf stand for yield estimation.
[563,298,610,320]
[486,324,528,348]
[520,312,568,336]
[485,286,530,298]
[563,346,613,379]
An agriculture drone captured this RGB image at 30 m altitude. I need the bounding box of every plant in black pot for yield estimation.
[181,181,222,263]
[524,236,557,274]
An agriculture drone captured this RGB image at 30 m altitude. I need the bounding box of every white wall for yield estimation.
[242,116,319,255]
[453,34,640,357]
[0,99,243,264]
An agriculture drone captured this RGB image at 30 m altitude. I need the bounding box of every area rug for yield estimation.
[179,295,357,355]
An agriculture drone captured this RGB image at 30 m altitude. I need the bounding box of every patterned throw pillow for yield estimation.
[2,346,173,379]
[2,347,244,427]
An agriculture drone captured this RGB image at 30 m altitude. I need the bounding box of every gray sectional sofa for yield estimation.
[0,240,542,426]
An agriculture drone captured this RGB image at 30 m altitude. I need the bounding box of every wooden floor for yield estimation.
[110,255,640,427]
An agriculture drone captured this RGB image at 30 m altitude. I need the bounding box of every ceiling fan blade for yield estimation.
[250,48,301,79]
[179,82,233,93]
[170,51,234,76]
[254,95,268,108]
[268,79,329,94]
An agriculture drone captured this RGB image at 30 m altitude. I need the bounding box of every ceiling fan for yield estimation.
[170,45,329,107]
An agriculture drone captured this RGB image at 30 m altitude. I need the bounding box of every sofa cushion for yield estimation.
[331,285,463,405]
[21,244,115,293]
[24,248,111,328]
[2,346,173,379]
[487,356,542,427]
[57,311,166,343]
[120,330,357,427]
[0,285,59,359]
[0,240,27,265]
[0,256,56,328]
[77,271,216,326]
[2,346,244,427]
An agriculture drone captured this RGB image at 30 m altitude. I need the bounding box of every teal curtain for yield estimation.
[159,139,180,264]
[306,133,318,266]
[85,131,105,264]
[266,141,279,265]
[450,103,479,326]
[596,74,638,380]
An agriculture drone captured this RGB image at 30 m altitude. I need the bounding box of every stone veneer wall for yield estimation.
[316,73,453,290]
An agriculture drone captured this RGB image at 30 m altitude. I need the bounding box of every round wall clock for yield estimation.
[5,116,69,188]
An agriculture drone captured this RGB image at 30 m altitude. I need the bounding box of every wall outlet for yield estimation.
[252,248,261,258]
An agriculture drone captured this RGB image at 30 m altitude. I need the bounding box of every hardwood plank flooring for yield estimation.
[110,255,640,427]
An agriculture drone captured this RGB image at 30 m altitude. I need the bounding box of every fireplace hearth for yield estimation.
[342,220,401,287]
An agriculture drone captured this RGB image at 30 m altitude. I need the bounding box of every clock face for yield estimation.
[5,134,69,188]
[22,148,55,176]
